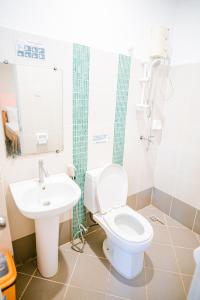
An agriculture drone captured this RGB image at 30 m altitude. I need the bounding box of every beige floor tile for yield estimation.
[70,254,110,293]
[21,277,67,300]
[17,258,37,275]
[139,206,166,226]
[181,275,192,295]
[152,189,173,215]
[35,248,78,283]
[127,195,137,210]
[169,227,199,249]
[146,268,186,300]
[145,243,179,272]
[65,286,106,300]
[107,267,147,300]
[151,224,171,244]
[16,273,31,299]
[136,189,152,210]
[139,206,172,245]
[195,233,200,242]
[165,215,186,228]
[60,242,74,252]
[84,228,106,258]
[106,295,129,300]
[174,247,195,275]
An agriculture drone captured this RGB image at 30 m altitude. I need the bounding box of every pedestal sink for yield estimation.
[10,173,81,278]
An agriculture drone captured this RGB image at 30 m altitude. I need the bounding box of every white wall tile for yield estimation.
[154,63,200,209]
[124,60,155,195]
[87,49,118,169]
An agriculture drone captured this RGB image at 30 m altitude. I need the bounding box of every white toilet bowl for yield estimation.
[84,164,153,279]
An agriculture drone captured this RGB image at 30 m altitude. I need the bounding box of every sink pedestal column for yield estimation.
[35,216,59,278]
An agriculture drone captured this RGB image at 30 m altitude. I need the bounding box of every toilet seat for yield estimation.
[96,164,153,245]
[103,206,153,244]
[96,164,128,214]
[86,163,154,279]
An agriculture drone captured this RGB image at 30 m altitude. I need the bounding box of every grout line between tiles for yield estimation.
[144,266,193,277]
[150,187,153,205]
[63,251,81,298]
[31,273,68,285]
[16,257,37,269]
[144,268,149,300]
[80,252,108,260]
[195,233,200,243]
[69,282,111,298]
[105,260,112,298]
[144,266,179,275]
[151,241,196,250]
[135,194,138,211]
[105,292,131,300]
[69,284,109,299]
[192,209,198,232]
[19,268,37,300]
[141,204,199,230]
[168,196,174,217]
[163,213,187,297]
[69,284,131,300]
[17,271,33,277]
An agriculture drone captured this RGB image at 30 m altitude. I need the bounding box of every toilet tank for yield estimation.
[84,167,104,214]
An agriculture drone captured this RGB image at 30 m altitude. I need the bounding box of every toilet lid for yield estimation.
[96,164,128,214]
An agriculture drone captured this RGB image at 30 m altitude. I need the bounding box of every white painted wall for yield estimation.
[0,0,178,60]
[87,49,118,169]
[153,1,200,209]
[154,63,200,209]
[1,0,200,244]
[0,27,73,241]
[0,27,155,243]
[124,60,156,195]
[0,0,197,65]
[0,173,13,253]
[172,0,200,65]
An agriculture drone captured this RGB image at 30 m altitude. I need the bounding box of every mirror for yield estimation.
[0,63,63,157]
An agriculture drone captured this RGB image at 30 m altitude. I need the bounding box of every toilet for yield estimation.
[84,164,153,279]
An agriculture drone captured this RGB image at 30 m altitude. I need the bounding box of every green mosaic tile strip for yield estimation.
[112,54,131,165]
[72,44,90,236]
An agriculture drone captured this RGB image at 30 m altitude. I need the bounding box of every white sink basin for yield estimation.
[10,173,81,219]
[10,173,81,278]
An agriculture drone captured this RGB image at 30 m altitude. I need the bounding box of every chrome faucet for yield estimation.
[38,160,49,184]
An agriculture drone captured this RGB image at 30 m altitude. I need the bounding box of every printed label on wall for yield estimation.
[16,40,45,60]
[93,134,108,144]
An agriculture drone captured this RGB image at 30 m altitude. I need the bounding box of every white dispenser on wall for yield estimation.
[150,26,169,59]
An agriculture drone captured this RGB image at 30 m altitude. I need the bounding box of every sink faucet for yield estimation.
[38,160,49,184]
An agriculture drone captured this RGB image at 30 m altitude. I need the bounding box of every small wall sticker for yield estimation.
[16,40,45,60]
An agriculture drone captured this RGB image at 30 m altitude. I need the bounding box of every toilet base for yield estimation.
[103,238,144,279]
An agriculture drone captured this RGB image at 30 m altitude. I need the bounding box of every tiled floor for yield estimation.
[16,205,200,300]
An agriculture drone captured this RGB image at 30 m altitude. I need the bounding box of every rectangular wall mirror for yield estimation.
[0,63,63,157]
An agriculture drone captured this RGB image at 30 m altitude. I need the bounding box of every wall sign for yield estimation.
[93,134,108,144]
[16,41,45,60]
